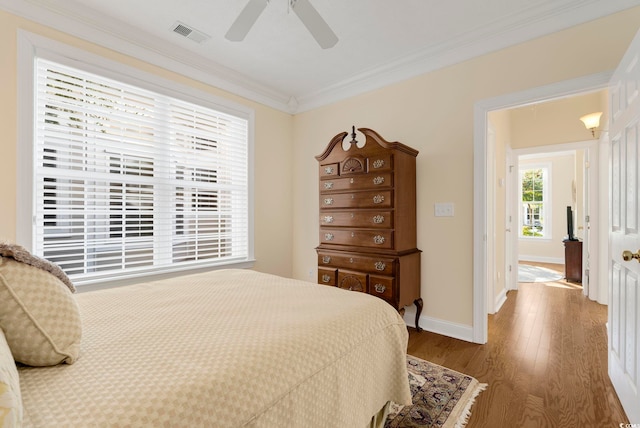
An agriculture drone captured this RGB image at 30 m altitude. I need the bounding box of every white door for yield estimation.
[609,28,640,424]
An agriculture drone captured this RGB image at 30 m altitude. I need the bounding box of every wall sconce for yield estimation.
[579,112,603,137]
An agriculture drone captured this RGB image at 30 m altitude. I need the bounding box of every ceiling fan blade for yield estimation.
[291,0,338,49]
[225,0,269,42]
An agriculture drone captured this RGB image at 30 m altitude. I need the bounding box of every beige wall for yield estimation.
[292,8,640,327]
[510,91,606,148]
[3,7,640,329]
[0,10,294,277]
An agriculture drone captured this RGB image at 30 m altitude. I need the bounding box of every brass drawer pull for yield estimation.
[373,195,385,204]
[323,216,334,223]
[372,215,385,224]
[324,166,334,174]
[322,274,331,283]
[373,176,385,185]
[374,261,386,271]
[324,182,334,190]
[324,198,334,206]
[322,256,331,264]
[374,284,386,293]
[372,159,385,169]
[373,235,385,245]
[325,233,334,241]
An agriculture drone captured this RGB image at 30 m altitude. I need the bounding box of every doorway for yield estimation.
[509,144,595,296]
[472,71,611,344]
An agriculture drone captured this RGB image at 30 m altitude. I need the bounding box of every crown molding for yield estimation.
[2,0,638,114]
[0,0,294,112]
[294,0,640,112]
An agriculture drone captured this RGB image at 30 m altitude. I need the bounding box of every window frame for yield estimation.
[518,163,552,240]
[17,31,255,288]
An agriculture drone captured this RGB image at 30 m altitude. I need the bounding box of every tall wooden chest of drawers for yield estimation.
[316,127,423,330]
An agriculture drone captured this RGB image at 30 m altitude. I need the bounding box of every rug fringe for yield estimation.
[453,381,488,428]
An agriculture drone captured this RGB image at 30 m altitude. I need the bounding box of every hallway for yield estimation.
[407,274,628,427]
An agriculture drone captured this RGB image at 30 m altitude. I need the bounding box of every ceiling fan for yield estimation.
[225,0,338,49]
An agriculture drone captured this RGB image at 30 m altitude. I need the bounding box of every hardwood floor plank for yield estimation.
[407,268,630,427]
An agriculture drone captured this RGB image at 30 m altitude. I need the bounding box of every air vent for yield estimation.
[171,21,210,44]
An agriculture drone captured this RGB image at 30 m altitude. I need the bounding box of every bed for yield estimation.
[0,250,412,428]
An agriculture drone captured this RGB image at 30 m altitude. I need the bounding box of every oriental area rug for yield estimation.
[386,355,487,428]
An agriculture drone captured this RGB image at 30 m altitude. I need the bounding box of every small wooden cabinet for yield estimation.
[316,127,422,330]
[564,240,582,283]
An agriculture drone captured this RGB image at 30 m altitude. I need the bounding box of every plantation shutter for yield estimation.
[34,58,250,285]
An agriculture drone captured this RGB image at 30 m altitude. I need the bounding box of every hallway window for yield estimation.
[519,166,549,238]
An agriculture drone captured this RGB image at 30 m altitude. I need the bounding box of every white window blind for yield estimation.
[34,58,250,285]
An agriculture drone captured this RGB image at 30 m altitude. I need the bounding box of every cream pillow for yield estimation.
[0,257,81,366]
[0,328,22,428]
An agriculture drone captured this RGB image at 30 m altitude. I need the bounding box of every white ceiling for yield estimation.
[3,0,640,112]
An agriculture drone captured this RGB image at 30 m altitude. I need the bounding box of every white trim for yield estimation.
[402,310,474,343]
[291,1,639,112]
[2,1,291,112]
[76,261,256,293]
[486,123,496,314]
[473,71,611,344]
[494,288,508,313]
[1,0,637,113]
[505,146,518,292]
[597,131,609,305]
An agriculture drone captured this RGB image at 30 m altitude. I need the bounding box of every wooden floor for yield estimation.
[407,263,629,427]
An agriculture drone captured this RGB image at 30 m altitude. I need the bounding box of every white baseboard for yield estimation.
[402,308,474,343]
[494,288,508,312]
[518,255,564,264]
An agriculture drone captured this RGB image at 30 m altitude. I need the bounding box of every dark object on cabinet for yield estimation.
[315,127,423,331]
[564,239,582,283]
[566,206,577,241]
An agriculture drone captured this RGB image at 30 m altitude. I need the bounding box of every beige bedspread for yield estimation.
[18,269,411,427]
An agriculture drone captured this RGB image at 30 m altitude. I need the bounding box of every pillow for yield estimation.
[0,328,22,428]
[0,257,82,366]
[0,241,75,293]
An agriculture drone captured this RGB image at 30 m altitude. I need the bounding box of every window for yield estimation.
[519,166,550,238]
[26,52,253,286]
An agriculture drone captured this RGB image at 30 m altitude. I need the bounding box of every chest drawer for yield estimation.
[320,229,393,249]
[318,267,337,286]
[368,275,395,300]
[368,154,393,172]
[320,211,393,228]
[337,270,367,292]
[320,172,392,193]
[320,228,393,249]
[318,251,395,275]
[319,163,339,178]
[320,190,392,209]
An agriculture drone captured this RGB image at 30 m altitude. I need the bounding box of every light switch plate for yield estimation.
[434,202,454,217]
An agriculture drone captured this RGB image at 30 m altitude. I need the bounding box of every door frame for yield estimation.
[473,71,611,344]
[486,123,496,314]
[511,142,598,288]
